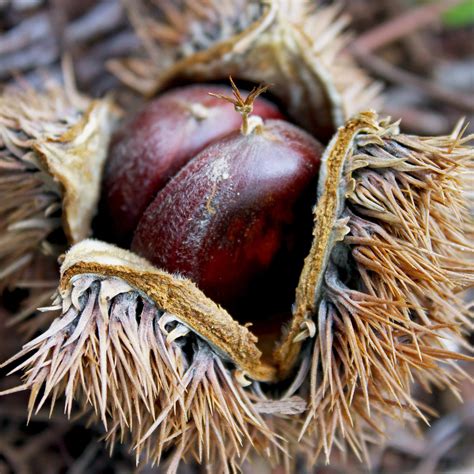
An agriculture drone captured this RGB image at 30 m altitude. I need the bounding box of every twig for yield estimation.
[0,12,50,56]
[20,425,70,458]
[67,442,100,474]
[382,0,434,71]
[354,52,474,112]
[0,1,126,80]
[0,439,30,474]
[67,1,124,44]
[350,0,463,53]
[414,436,461,474]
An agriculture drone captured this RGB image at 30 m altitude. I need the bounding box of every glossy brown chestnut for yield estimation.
[103,84,282,244]
[131,118,323,313]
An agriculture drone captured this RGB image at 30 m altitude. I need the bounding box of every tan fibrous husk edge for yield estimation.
[110,0,381,140]
[0,71,118,296]
[1,240,308,471]
[280,111,474,462]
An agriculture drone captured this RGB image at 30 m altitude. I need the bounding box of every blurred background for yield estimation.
[0,0,473,472]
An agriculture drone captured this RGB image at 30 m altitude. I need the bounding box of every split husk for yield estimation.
[110,0,381,140]
[2,111,472,470]
[0,69,118,321]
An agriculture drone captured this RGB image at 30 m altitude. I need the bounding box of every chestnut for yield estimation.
[131,84,323,317]
[103,84,282,244]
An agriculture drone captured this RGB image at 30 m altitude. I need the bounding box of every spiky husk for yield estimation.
[0,79,70,289]
[1,113,472,470]
[0,72,118,342]
[0,73,117,293]
[1,272,307,472]
[287,112,474,462]
[110,0,380,140]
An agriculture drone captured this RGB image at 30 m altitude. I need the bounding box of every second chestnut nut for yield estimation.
[102,82,323,322]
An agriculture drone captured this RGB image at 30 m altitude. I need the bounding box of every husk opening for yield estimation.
[1,110,472,467]
[58,239,277,382]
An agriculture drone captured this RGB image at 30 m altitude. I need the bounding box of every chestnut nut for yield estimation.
[103,81,323,323]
